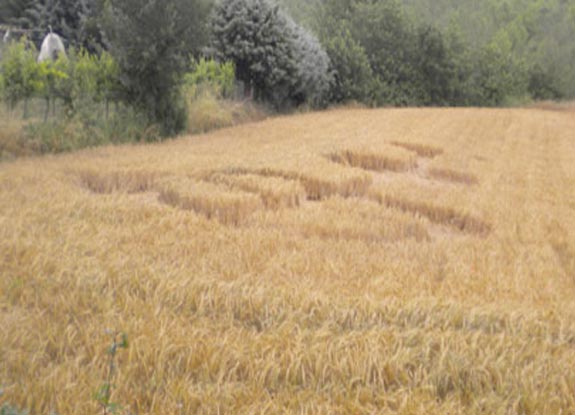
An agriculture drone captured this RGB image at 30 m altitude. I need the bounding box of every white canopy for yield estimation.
[38,30,66,62]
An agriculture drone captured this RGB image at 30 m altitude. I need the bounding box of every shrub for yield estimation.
[95,52,121,107]
[41,48,120,116]
[0,39,43,115]
[21,104,159,154]
[0,113,29,160]
[184,58,236,99]
[186,86,234,133]
[185,84,268,134]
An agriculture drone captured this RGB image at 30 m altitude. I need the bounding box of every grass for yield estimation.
[186,88,267,135]
[1,106,575,414]
[0,116,29,161]
[0,101,159,159]
[0,91,267,160]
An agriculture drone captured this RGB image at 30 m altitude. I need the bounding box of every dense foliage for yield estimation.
[210,0,332,109]
[283,0,574,106]
[1,0,573,144]
[0,39,118,115]
[288,18,333,107]
[0,0,104,51]
[102,0,209,136]
[0,39,41,112]
[184,58,236,98]
[401,0,575,99]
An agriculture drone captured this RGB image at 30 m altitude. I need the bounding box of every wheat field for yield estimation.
[1,106,575,414]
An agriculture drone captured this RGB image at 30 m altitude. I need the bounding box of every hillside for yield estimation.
[281,0,575,100]
[1,107,575,414]
[401,0,575,96]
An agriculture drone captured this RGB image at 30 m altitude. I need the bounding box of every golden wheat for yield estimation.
[390,141,444,158]
[156,175,262,226]
[327,145,418,173]
[2,107,575,414]
[201,171,306,210]
[427,167,479,186]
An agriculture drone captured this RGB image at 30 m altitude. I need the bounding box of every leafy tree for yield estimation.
[400,0,575,100]
[288,19,333,107]
[36,56,68,120]
[210,0,332,108]
[0,38,43,116]
[184,58,236,98]
[414,25,466,105]
[322,26,375,104]
[350,0,422,105]
[72,48,99,100]
[94,51,121,117]
[103,0,209,136]
[528,64,562,101]
[43,48,95,113]
[210,0,298,106]
[473,37,529,106]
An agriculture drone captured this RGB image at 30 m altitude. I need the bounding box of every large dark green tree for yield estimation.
[103,0,209,136]
[287,18,333,107]
[322,25,376,104]
[414,25,468,106]
[350,0,422,105]
[210,0,298,106]
[210,0,332,109]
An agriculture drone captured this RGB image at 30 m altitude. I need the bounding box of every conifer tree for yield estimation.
[210,0,297,106]
[210,0,332,108]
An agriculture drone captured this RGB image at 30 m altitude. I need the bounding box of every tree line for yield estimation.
[1,0,573,137]
[284,0,573,105]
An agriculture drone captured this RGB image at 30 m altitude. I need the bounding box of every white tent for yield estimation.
[38,28,66,62]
